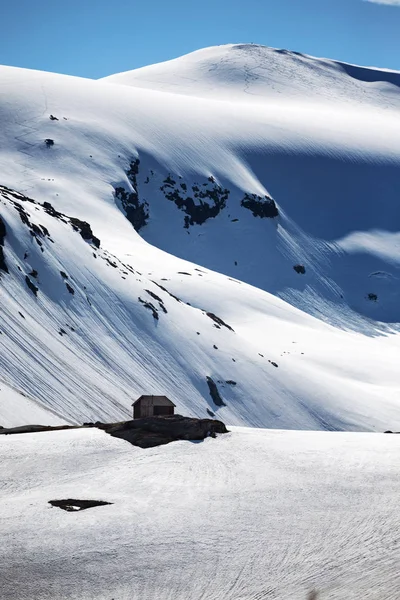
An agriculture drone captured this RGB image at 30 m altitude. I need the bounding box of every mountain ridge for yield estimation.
[0,44,399,429]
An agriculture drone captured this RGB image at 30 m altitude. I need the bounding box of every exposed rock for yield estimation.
[99,415,228,449]
[45,138,54,147]
[206,376,226,406]
[160,174,229,228]
[0,424,74,435]
[0,416,228,449]
[69,217,100,248]
[152,281,182,302]
[49,499,112,511]
[293,264,306,274]
[138,297,159,320]
[241,193,279,218]
[25,276,38,296]
[206,311,234,332]
[145,289,167,313]
[115,158,149,231]
[0,216,9,273]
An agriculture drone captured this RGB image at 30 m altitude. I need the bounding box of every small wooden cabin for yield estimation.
[132,395,176,419]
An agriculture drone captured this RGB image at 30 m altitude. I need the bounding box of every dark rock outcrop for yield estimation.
[0,416,228,449]
[49,499,112,511]
[206,311,234,332]
[138,296,159,320]
[160,174,229,228]
[115,158,149,232]
[241,193,279,218]
[0,424,75,435]
[206,376,226,407]
[0,216,8,273]
[25,275,38,296]
[293,264,306,274]
[98,415,228,448]
[69,218,100,248]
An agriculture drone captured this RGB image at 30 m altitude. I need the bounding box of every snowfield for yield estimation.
[1,427,400,599]
[0,43,400,429]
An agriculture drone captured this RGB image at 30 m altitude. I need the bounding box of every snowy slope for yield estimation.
[102,43,400,108]
[1,427,400,599]
[0,44,400,429]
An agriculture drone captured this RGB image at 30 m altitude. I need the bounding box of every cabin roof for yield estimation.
[132,395,176,407]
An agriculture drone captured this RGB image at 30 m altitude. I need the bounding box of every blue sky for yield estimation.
[1,0,399,78]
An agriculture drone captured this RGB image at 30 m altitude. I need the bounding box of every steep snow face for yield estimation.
[0,45,400,429]
[101,43,400,108]
[3,182,400,430]
[2,427,400,599]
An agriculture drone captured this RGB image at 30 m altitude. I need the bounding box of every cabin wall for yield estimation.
[133,397,175,419]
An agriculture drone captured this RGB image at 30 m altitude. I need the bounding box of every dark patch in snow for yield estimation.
[160,174,229,228]
[206,312,234,332]
[145,289,167,313]
[293,264,306,274]
[115,159,149,231]
[241,193,279,218]
[66,283,74,295]
[138,297,159,320]
[206,376,226,406]
[49,499,112,512]
[367,293,378,302]
[0,216,9,273]
[99,415,228,448]
[25,276,38,296]
[152,281,182,303]
[69,218,100,248]
[45,138,54,147]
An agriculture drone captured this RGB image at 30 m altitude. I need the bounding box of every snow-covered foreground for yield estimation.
[0,43,400,429]
[1,427,399,599]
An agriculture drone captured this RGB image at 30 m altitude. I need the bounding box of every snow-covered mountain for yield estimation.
[1,44,400,430]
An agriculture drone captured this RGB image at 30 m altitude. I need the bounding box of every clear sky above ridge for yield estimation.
[1,0,399,78]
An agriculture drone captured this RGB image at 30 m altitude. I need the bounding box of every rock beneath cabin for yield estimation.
[99,415,228,449]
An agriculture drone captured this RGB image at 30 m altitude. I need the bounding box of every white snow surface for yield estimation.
[1,427,400,599]
[0,44,400,429]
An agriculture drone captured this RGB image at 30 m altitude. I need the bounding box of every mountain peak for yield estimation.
[101,43,400,106]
